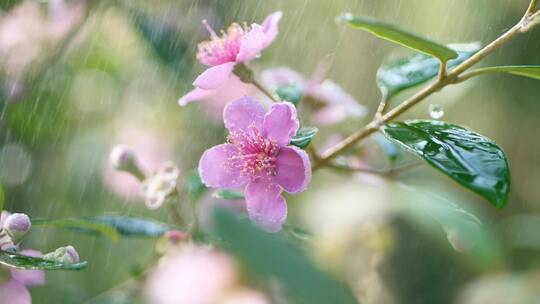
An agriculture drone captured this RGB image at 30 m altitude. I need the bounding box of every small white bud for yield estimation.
[109,145,145,181]
[43,245,80,264]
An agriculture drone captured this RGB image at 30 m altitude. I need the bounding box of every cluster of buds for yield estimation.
[0,212,31,251]
[109,146,181,210]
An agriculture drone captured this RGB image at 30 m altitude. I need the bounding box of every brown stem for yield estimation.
[251,78,278,102]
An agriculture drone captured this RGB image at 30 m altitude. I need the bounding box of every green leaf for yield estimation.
[32,219,121,241]
[34,216,172,239]
[0,184,4,212]
[291,127,318,149]
[186,170,207,199]
[86,216,172,237]
[276,84,303,106]
[213,190,245,200]
[210,208,358,304]
[467,65,540,80]
[0,250,88,271]
[342,14,458,62]
[377,43,481,98]
[382,120,510,208]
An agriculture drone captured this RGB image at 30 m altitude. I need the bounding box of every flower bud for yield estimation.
[109,145,145,181]
[43,245,80,264]
[143,162,180,209]
[4,213,31,242]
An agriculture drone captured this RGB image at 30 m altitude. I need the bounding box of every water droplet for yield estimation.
[429,104,444,119]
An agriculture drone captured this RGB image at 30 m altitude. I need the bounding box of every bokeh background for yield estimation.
[1,0,539,303]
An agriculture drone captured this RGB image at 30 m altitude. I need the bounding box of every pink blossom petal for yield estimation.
[276,146,311,193]
[0,280,31,304]
[260,67,305,88]
[10,250,45,286]
[199,144,248,189]
[236,24,266,63]
[263,102,299,146]
[245,180,287,232]
[223,96,266,134]
[0,211,10,227]
[261,11,283,47]
[312,106,348,125]
[178,87,216,106]
[193,62,236,90]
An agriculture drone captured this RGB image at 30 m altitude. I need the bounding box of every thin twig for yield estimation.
[527,0,538,15]
[251,78,278,102]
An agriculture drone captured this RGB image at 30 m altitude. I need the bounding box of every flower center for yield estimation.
[196,21,248,66]
[228,124,279,179]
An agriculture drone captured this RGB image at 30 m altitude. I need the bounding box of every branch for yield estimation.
[527,0,538,15]
[313,6,538,171]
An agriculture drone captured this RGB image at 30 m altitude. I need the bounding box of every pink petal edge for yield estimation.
[244,180,287,232]
[275,146,311,194]
[193,62,236,90]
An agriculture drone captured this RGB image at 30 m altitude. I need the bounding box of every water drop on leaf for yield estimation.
[429,104,444,119]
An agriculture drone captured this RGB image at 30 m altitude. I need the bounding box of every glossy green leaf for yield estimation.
[291,127,318,149]
[382,120,510,208]
[342,14,458,62]
[210,208,357,304]
[213,190,245,200]
[0,250,88,271]
[467,65,540,80]
[276,84,303,106]
[377,43,481,98]
[34,216,171,239]
[32,219,121,241]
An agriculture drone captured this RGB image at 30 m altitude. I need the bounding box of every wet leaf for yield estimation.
[467,65,540,80]
[34,216,172,239]
[210,208,358,304]
[86,216,172,237]
[276,84,303,106]
[382,120,510,208]
[33,218,121,241]
[213,190,245,200]
[0,250,87,271]
[377,43,481,98]
[342,14,458,62]
[291,127,318,149]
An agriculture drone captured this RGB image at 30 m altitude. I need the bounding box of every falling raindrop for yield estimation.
[0,143,33,187]
[429,104,444,119]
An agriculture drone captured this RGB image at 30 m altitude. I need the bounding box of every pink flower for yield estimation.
[178,11,282,106]
[198,96,311,231]
[261,66,367,125]
[0,249,45,304]
[145,245,239,304]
